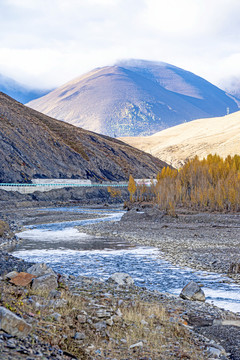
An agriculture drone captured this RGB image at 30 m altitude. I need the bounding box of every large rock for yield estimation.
[107,272,134,286]
[180,281,205,302]
[10,272,36,286]
[31,273,58,292]
[4,271,19,280]
[27,263,56,277]
[0,306,32,337]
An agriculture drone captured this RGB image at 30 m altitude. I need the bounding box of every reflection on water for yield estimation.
[13,207,240,314]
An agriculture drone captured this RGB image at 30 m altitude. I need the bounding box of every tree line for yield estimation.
[128,154,240,212]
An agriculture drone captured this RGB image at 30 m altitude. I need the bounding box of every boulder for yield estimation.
[4,271,19,280]
[180,281,205,302]
[10,272,36,286]
[107,272,134,286]
[27,263,55,277]
[0,306,32,337]
[31,273,58,292]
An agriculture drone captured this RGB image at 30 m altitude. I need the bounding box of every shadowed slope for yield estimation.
[0,92,167,183]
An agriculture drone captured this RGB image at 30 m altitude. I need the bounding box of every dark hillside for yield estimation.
[0,92,167,183]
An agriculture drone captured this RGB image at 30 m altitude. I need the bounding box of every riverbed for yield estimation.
[12,207,240,314]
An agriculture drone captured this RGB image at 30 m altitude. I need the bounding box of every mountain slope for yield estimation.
[0,92,167,183]
[119,110,240,168]
[27,60,239,137]
[0,73,49,104]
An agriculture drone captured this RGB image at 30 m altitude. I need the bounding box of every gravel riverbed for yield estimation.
[0,205,240,359]
[77,208,240,284]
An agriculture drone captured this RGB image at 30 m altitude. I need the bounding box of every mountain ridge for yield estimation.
[27,59,239,137]
[0,73,50,104]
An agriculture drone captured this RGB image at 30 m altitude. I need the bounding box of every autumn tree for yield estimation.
[132,154,240,212]
[107,186,121,198]
[128,175,137,202]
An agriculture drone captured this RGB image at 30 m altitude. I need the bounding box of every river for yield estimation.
[12,207,240,314]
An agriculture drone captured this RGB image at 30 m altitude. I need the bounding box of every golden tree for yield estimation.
[128,175,137,202]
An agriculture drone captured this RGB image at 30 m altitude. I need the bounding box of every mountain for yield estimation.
[27,59,239,137]
[119,110,240,168]
[221,77,240,102]
[0,73,50,104]
[0,92,167,183]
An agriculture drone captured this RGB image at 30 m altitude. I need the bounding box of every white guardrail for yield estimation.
[0,182,128,194]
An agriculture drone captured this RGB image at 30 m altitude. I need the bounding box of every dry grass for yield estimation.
[103,301,207,359]
[0,282,209,360]
[0,220,9,237]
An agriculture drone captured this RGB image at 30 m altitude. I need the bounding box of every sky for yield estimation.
[0,0,240,90]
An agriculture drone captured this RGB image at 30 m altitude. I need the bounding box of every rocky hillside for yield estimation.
[27,59,239,137]
[120,110,240,168]
[0,92,167,183]
[0,73,49,104]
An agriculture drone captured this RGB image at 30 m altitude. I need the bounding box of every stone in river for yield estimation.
[107,272,134,286]
[180,281,205,302]
[0,306,32,337]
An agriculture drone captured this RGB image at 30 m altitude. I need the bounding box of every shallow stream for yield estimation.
[12,207,240,314]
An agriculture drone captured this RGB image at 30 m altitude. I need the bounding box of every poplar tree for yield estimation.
[128,175,136,202]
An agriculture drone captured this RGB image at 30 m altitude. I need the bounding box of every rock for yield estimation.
[120,338,127,343]
[180,281,205,302]
[27,263,55,277]
[77,314,87,324]
[115,308,122,317]
[74,332,86,340]
[31,273,58,292]
[0,306,32,338]
[52,313,61,322]
[121,208,165,222]
[96,309,111,318]
[4,271,19,280]
[106,318,114,326]
[10,272,36,286]
[48,290,62,299]
[229,262,240,274]
[129,341,143,349]
[48,299,67,308]
[107,272,134,286]
[93,321,107,331]
[207,346,222,358]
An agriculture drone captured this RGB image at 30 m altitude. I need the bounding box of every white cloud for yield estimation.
[0,0,239,89]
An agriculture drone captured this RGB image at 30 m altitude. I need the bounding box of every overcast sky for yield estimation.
[0,0,239,89]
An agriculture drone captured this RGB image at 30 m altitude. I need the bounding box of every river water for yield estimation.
[12,207,240,314]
